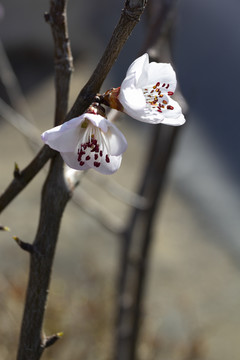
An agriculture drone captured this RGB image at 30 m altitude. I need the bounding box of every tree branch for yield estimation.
[0,0,148,214]
[16,1,149,359]
[67,0,148,120]
[0,145,56,214]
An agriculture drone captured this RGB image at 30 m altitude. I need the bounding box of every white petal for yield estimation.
[85,113,108,132]
[138,62,177,93]
[123,53,149,84]
[97,155,123,175]
[105,123,128,156]
[119,72,146,116]
[41,115,85,152]
[61,150,122,175]
[161,98,186,126]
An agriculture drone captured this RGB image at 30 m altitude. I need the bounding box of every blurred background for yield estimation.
[0,0,240,359]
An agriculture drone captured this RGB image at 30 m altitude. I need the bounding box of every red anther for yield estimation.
[168,91,174,96]
[162,83,166,87]
[156,82,160,87]
[167,105,174,110]
[166,84,169,89]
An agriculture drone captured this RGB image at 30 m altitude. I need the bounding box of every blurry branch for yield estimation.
[88,172,149,209]
[16,1,149,360]
[73,188,126,234]
[0,0,148,215]
[0,98,42,149]
[0,39,33,121]
[114,1,188,360]
[0,225,10,231]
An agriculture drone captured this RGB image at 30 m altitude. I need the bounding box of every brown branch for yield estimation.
[66,0,148,120]
[0,0,148,214]
[0,145,56,214]
[16,1,149,359]
[13,236,34,253]
[113,1,185,359]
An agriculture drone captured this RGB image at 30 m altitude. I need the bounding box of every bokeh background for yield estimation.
[0,0,240,359]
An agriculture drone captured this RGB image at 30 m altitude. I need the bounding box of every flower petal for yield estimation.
[41,115,85,152]
[119,72,146,116]
[123,53,149,84]
[104,123,128,156]
[160,98,186,126]
[138,62,177,93]
[85,113,109,132]
[61,151,91,171]
[61,150,122,175]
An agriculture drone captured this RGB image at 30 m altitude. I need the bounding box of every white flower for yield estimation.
[41,113,127,175]
[118,53,185,126]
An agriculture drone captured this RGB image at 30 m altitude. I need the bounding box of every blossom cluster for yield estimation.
[41,54,185,175]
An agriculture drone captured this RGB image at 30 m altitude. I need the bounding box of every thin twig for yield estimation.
[0,145,56,214]
[0,39,33,121]
[0,98,42,149]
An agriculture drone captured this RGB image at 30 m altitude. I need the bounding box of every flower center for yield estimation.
[143,82,174,114]
[77,123,110,168]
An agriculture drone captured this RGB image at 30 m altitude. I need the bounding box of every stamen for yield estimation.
[168,91,174,96]
[167,105,174,110]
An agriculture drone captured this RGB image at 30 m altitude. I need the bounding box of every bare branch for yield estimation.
[44,332,64,348]
[0,40,33,120]
[67,0,148,120]
[0,225,10,231]
[13,236,34,254]
[0,0,148,214]
[0,145,56,214]
[0,98,42,149]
